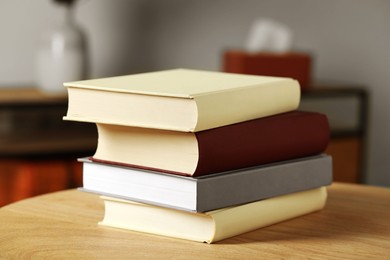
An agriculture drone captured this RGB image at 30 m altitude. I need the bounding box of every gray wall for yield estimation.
[1,0,389,187]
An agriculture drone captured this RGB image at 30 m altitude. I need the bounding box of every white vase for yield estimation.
[36,1,87,94]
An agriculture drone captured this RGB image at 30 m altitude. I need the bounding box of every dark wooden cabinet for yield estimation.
[300,86,369,183]
[0,158,83,206]
[0,88,97,206]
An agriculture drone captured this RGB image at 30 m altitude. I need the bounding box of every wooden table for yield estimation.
[0,183,389,259]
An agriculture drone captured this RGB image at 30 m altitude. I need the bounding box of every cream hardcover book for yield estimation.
[99,187,327,243]
[64,69,300,132]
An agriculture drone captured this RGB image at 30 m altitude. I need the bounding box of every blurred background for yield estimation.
[0,0,389,205]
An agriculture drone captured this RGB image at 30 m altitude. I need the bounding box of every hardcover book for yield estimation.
[64,69,300,132]
[92,111,330,176]
[99,187,328,243]
[81,154,332,212]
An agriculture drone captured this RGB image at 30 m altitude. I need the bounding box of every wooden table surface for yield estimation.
[0,182,389,259]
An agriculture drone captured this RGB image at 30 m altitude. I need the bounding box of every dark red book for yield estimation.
[92,111,329,177]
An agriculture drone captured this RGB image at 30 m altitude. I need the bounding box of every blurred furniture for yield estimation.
[0,183,389,258]
[300,86,368,183]
[0,88,97,206]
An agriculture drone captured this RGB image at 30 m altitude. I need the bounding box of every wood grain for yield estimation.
[0,183,389,259]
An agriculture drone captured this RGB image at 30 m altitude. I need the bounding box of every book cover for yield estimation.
[81,154,332,212]
[92,111,330,176]
[64,69,300,132]
[99,187,328,243]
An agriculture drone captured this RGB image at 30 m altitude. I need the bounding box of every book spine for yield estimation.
[197,155,332,212]
[210,187,327,243]
[194,111,330,176]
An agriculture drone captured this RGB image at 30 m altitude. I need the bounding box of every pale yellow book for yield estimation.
[99,187,327,244]
[64,69,300,132]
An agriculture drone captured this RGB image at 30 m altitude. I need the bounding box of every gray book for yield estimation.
[80,154,332,212]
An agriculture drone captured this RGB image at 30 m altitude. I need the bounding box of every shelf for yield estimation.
[0,87,97,156]
[0,87,67,106]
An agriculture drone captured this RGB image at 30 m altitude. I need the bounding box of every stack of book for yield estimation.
[64,69,332,243]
